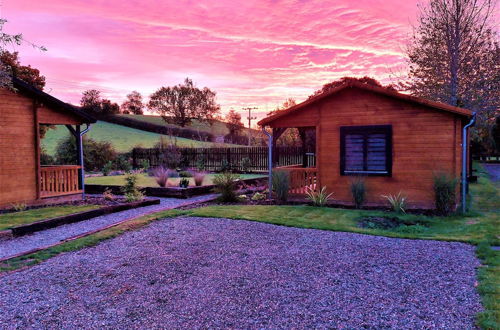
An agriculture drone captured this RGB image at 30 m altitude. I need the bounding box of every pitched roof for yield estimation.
[258,81,472,126]
[12,76,96,123]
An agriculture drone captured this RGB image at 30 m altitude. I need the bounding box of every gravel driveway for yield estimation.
[0,217,481,329]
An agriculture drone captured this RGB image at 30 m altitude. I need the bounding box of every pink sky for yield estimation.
[2,0,423,121]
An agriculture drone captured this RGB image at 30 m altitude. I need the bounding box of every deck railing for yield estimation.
[276,167,319,195]
[40,165,82,198]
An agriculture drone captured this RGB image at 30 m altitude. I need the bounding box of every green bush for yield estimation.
[40,147,55,166]
[102,161,113,176]
[240,157,252,172]
[382,191,407,214]
[196,156,206,171]
[306,186,333,206]
[350,177,366,209]
[220,159,231,172]
[114,155,132,172]
[433,173,458,216]
[213,172,241,202]
[121,173,144,202]
[54,134,117,171]
[140,159,150,171]
[272,170,290,203]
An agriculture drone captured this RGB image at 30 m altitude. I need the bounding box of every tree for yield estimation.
[80,89,102,113]
[148,78,221,127]
[0,51,46,89]
[0,18,46,88]
[266,98,302,146]
[101,99,120,115]
[404,0,500,152]
[309,76,397,99]
[121,91,144,115]
[225,109,244,135]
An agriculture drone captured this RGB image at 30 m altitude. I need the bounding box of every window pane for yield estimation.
[367,133,386,171]
[345,134,364,171]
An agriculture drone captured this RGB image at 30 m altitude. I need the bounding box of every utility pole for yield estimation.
[242,107,257,146]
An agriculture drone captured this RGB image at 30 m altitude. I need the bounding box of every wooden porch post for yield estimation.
[33,101,41,199]
[75,125,83,189]
[272,128,286,167]
[298,127,307,167]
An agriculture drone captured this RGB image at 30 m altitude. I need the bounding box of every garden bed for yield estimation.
[86,175,267,199]
[4,198,160,237]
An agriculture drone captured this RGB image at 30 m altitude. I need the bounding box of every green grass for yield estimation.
[42,121,230,155]
[86,173,265,187]
[0,205,101,231]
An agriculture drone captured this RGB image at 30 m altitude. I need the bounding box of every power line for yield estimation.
[241,107,257,146]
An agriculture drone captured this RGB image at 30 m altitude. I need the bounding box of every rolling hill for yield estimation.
[42,121,232,155]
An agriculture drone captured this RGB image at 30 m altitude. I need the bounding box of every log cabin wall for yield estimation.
[269,87,466,209]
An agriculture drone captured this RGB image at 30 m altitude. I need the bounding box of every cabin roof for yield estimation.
[258,81,473,126]
[12,76,96,123]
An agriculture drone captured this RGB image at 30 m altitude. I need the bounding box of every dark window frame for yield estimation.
[340,125,392,177]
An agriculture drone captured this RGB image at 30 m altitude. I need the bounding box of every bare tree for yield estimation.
[404,0,500,150]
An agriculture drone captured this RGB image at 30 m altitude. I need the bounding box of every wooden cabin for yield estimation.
[0,77,96,209]
[258,81,473,209]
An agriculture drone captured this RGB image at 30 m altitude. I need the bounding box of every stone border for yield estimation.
[8,199,161,237]
[86,177,266,199]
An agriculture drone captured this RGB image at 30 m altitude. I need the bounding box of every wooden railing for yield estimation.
[276,167,319,195]
[40,165,82,198]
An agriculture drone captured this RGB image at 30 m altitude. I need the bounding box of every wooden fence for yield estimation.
[132,146,315,172]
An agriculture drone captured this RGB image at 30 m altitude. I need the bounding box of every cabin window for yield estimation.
[340,125,392,176]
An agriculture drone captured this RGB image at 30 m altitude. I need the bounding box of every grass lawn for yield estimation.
[0,205,101,231]
[42,121,230,155]
[86,173,265,187]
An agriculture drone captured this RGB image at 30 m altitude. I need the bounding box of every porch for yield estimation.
[39,165,82,198]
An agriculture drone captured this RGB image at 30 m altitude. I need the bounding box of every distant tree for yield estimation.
[0,51,46,89]
[309,76,397,99]
[265,98,302,146]
[404,0,500,152]
[225,109,244,135]
[267,98,297,117]
[0,18,46,88]
[55,134,117,171]
[80,89,102,113]
[101,99,120,115]
[148,78,221,127]
[121,91,144,115]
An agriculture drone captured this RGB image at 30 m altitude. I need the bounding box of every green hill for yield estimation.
[42,121,229,155]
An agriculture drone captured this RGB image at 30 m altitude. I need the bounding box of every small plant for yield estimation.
[179,170,194,178]
[121,173,144,202]
[240,157,252,172]
[350,177,366,209]
[237,194,248,201]
[272,170,290,203]
[179,178,190,188]
[382,191,407,214]
[251,192,266,201]
[115,155,132,173]
[140,159,150,172]
[152,167,172,187]
[306,186,333,207]
[193,171,206,186]
[196,156,206,171]
[102,188,115,201]
[102,161,113,176]
[10,202,27,212]
[220,159,231,172]
[433,173,458,216]
[213,172,241,202]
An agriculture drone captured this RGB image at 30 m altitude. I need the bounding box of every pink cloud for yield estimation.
[1,0,472,123]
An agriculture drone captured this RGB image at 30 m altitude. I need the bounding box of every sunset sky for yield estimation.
[2,0,432,121]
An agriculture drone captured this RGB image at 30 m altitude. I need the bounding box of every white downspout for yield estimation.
[461,112,476,213]
[261,126,273,199]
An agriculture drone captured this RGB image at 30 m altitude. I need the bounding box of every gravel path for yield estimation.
[0,195,216,260]
[0,217,481,329]
[483,163,500,182]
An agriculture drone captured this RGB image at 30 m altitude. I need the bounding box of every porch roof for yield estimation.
[258,81,473,127]
[12,76,96,123]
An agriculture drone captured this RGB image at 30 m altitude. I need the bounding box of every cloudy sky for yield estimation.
[2,0,424,120]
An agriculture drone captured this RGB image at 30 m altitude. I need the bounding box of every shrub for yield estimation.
[382,191,407,214]
[179,178,190,188]
[251,192,266,201]
[10,202,27,212]
[114,155,132,172]
[433,173,458,216]
[179,170,194,178]
[140,159,150,172]
[196,156,206,171]
[54,134,117,171]
[102,161,113,176]
[152,167,173,187]
[193,171,206,186]
[40,148,55,166]
[272,170,290,203]
[121,173,144,202]
[240,157,252,172]
[237,194,248,201]
[213,172,241,202]
[306,186,333,207]
[220,159,231,172]
[102,188,115,201]
[350,177,366,209]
